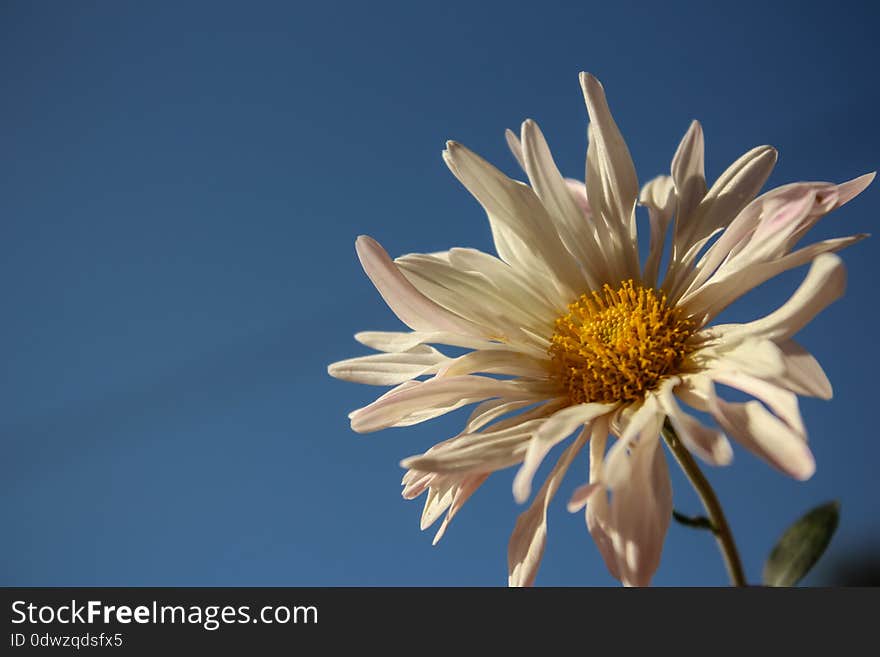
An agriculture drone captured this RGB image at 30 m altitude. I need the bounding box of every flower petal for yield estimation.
[442,141,586,297]
[508,427,588,587]
[706,381,815,480]
[328,345,449,385]
[504,128,526,171]
[670,120,707,252]
[609,433,672,587]
[681,236,861,326]
[602,394,664,490]
[355,236,481,335]
[512,402,616,503]
[520,119,607,285]
[584,418,621,580]
[656,379,733,466]
[714,253,846,342]
[464,398,539,433]
[401,420,541,475]
[773,339,832,399]
[640,175,675,286]
[350,375,549,433]
[579,73,639,245]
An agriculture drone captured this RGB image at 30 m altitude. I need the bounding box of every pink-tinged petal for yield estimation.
[585,418,621,581]
[521,119,607,286]
[609,433,673,587]
[508,428,588,587]
[355,236,480,335]
[565,178,591,217]
[706,382,815,480]
[665,145,778,298]
[566,481,600,513]
[719,253,846,342]
[678,181,820,302]
[680,235,862,326]
[512,402,616,504]
[656,379,733,466]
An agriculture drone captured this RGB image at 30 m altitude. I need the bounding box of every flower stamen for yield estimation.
[549,280,694,404]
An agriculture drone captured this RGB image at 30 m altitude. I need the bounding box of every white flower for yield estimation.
[328,73,873,586]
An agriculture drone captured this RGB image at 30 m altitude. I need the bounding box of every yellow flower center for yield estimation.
[549,280,694,405]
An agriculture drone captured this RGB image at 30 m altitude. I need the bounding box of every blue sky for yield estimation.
[1,0,877,586]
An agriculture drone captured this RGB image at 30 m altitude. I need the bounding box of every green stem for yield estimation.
[661,420,747,587]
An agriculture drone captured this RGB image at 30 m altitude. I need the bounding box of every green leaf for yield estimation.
[762,500,840,587]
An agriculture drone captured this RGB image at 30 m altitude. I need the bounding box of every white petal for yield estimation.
[680,236,862,326]
[520,119,607,285]
[712,371,806,438]
[354,330,498,353]
[439,349,550,379]
[355,236,480,335]
[706,382,815,480]
[431,473,488,545]
[504,128,526,171]
[585,418,621,581]
[508,428,588,587]
[694,336,787,380]
[442,141,586,296]
[670,120,707,253]
[446,247,564,317]
[640,175,675,286]
[565,178,591,217]
[465,398,536,433]
[684,182,825,298]
[401,419,543,475]
[579,73,639,246]
[327,345,448,385]
[835,171,875,206]
[395,251,555,351]
[773,339,832,399]
[602,395,664,490]
[666,145,778,299]
[714,253,846,342]
[566,481,601,513]
[512,402,616,503]
[609,433,672,587]
[349,375,547,433]
[656,379,733,466]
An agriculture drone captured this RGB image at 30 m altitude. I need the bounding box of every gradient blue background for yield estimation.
[1,0,877,586]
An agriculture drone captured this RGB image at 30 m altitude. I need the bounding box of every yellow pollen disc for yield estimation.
[549,280,694,405]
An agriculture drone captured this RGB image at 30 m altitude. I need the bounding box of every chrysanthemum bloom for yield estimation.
[328,73,873,586]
